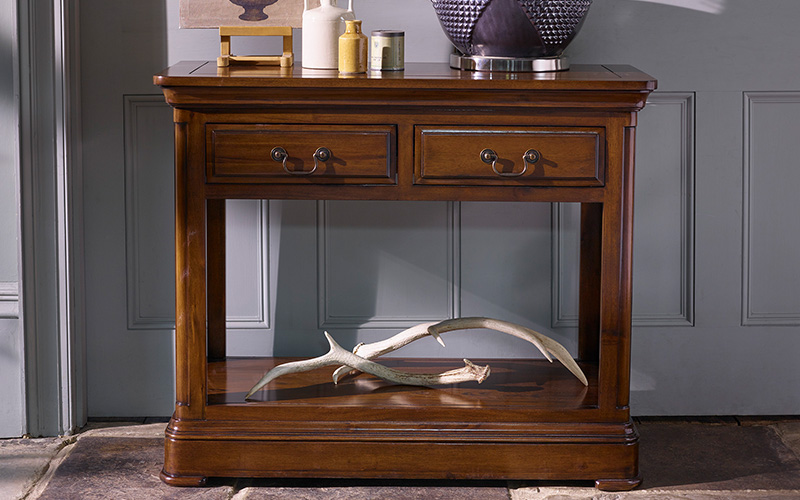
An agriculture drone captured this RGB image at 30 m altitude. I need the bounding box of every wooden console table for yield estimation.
[154,62,656,490]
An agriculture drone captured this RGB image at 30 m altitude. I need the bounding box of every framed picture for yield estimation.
[180,0,306,29]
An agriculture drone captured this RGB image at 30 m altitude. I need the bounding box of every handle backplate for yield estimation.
[272,146,332,176]
[480,148,528,178]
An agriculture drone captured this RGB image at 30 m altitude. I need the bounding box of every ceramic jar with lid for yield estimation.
[370,30,404,71]
[302,0,355,69]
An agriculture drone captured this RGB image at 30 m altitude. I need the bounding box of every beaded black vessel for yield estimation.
[431,0,592,59]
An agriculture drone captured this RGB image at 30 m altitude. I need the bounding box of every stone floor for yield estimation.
[2,417,799,499]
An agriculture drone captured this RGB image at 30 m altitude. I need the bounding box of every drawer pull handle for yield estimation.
[480,148,498,165]
[480,148,530,178]
[271,146,331,176]
[271,146,288,163]
[314,147,331,163]
[523,149,540,166]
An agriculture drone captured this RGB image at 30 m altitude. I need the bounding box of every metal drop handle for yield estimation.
[313,147,331,172]
[271,146,331,175]
[481,148,538,178]
[523,149,540,166]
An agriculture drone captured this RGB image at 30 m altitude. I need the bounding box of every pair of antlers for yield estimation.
[245,316,587,400]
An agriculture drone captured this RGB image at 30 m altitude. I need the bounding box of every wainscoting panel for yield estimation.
[551,203,580,328]
[0,282,19,318]
[124,96,175,330]
[743,92,800,326]
[225,201,271,329]
[630,92,695,326]
[459,201,565,358]
[124,96,270,331]
[553,92,695,327]
[318,200,458,329]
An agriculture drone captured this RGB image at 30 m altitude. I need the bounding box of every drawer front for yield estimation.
[207,124,396,184]
[416,126,604,187]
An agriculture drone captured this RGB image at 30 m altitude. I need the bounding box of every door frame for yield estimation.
[17,0,86,436]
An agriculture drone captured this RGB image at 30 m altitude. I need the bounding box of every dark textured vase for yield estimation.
[431,0,592,58]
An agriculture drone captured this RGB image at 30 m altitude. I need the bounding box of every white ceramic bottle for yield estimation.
[302,0,355,69]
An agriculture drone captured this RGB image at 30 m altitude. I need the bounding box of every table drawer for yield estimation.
[207,124,396,184]
[415,126,604,187]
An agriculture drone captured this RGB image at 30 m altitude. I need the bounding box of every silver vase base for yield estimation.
[450,53,569,73]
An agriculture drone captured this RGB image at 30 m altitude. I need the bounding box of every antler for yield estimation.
[244,331,490,400]
[330,321,442,383]
[429,317,587,386]
[333,317,587,386]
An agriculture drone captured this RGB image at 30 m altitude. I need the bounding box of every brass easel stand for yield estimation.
[217,26,294,68]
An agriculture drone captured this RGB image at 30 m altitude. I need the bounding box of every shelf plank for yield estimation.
[208,357,596,413]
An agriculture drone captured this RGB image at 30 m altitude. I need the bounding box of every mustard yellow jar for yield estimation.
[338,20,367,74]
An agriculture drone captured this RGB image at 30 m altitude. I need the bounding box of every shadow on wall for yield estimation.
[628,0,726,14]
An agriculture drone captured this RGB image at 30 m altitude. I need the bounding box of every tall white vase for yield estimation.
[302,0,355,69]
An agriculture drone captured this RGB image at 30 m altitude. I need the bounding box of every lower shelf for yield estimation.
[162,357,639,487]
[207,357,598,421]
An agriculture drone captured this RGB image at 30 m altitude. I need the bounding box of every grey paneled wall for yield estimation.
[569,0,800,414]
[742,92,800,326]
[80,0,800,417]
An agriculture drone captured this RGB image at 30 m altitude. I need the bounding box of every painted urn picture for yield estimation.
[179,0,304,29]
[431,0,592,71]
[228,0,279,21]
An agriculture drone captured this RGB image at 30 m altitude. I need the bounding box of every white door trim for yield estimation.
[17,0,86,436]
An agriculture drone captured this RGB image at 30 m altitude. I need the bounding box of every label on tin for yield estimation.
[370,30,404,71]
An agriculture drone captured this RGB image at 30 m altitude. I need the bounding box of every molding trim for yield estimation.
[552,92,696,328]
[318,201,461,329]
[550,203,578,328]
[0,282,20,318]
[226,201,271,330]
[124,95,174,330]
[123,98,272,330]
[742,91,800,326]
[634,92,696,327]
[18,0,86,435]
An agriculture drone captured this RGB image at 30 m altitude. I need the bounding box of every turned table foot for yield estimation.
[160,469,208,487]
[595,474,642,491]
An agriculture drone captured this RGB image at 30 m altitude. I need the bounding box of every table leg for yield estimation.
[596,124,636,414]
[207,199,226,361]
[578,202,602,362]
[172,118,207,417]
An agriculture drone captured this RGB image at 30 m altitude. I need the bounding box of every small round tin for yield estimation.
[370,30,404,71]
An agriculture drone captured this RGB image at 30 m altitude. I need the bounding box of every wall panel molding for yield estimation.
[318,201,460,329]
[124,96,270,330]
[225,201,271,330]
[742,92,800,326]
[17,0,85,435]
[633,92,695,327]
[0,282,19,318]
[551,203,579,327]
[124,95,175,330]
[552,92,696,328]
